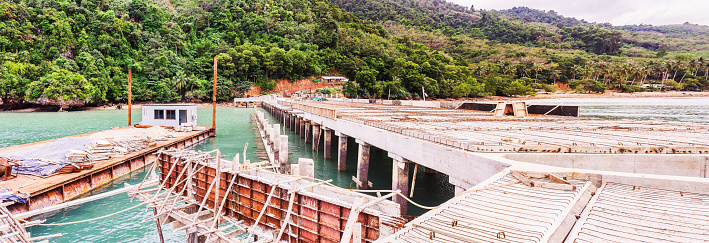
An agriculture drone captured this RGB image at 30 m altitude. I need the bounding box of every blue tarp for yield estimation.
[11,159,70,177]
[0,189,28,204]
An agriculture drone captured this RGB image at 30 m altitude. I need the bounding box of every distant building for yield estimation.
[141,104,197,127]
[316,76,349,83]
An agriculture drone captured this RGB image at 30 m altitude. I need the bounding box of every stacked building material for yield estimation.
[108,138,152,153]
[85,140,116,163]
[65,150,89,163]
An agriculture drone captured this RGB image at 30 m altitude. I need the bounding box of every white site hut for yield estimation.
[141,104,197,127]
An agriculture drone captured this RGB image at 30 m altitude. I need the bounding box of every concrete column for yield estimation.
[323,128,332,159]
[337,132,348,172]
[312,124,320,151]
[272,124,280,163]
[355,139,370,190]
[389,153,410,216]
[279,135,288,174]
[304,121,311,144]
[294,117,300,135]
[300,119,306,138]
[298,158,315,178]
[291,115,296,131]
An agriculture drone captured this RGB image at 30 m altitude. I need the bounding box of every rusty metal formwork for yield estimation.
[263,100,709,154]
[147,149,405,243]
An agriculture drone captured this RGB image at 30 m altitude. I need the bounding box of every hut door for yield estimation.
[179,110,187,125]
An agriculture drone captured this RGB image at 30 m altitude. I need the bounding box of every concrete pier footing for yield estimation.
[337,132,348,172]
[390,153,410,216]
[355,139,371,190]
[323,128,332,159]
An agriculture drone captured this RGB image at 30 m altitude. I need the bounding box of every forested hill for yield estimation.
[2,0,373,107]
[2,0,472,109]
[2,0,709,110]
[329,0,709,95]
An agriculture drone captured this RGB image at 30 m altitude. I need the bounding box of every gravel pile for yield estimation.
[89,127,176,141]
[0,137,93,162]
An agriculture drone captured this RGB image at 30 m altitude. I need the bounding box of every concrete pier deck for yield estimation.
[259,97,709,242]
[0,126,212,215]
[263,98,709,195]
[288,100,709,154]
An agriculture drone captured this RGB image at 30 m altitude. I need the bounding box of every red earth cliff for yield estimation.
[244,78,343,97]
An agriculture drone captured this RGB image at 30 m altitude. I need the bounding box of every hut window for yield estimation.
[154,109,164,119]
[166,110,176,120]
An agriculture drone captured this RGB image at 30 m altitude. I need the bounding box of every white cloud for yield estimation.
[450,0,709,26]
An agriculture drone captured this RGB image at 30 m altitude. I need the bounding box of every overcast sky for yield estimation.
[448,0,709,26]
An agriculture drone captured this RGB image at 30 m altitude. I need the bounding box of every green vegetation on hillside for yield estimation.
[0,0,547,108]
[1,0,709,109]
[331,0,709,95]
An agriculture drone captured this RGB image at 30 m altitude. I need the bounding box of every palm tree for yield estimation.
[571,65,582,81]
[551,71,559,83]
[532,62,544,82]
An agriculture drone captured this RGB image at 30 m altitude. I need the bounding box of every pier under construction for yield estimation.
[255,96,709,242]
[3,96,709,243]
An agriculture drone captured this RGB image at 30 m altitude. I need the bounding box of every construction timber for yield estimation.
[139,149,405,243]
[2,127,213,217]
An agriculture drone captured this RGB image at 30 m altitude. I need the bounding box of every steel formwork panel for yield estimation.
[157,152,402,243]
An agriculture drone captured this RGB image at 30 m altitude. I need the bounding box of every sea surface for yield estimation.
[0,97,706,242]
[524,97,709,125]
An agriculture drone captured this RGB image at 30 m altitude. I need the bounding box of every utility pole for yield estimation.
[213,56,217,129]
[128,69,132,126]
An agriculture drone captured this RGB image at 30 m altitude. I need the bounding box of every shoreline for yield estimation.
[512,90,709,101]
[1,102,236,113]
[3,91,709,112]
